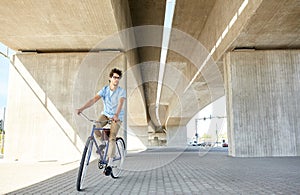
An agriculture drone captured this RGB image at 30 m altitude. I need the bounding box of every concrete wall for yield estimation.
[225,50,300,157]
[127,125,148,151]
[166,126,187,147]
[5,52,127,162]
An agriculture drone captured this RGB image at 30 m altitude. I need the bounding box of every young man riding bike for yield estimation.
[76,68,126,176]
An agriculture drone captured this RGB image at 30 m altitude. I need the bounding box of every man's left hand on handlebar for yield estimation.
[112,114,120,122]
[76,109,83,115]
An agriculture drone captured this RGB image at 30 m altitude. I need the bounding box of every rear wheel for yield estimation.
[111,137,125,178]
[76,137,93,191]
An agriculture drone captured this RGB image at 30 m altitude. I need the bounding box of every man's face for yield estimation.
[110,73,120,86]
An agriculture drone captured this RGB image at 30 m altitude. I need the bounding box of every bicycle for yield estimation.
[76,113,126,191]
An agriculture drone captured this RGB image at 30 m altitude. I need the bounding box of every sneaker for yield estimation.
[104,166,112,176]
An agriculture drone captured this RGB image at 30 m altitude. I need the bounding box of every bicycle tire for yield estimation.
[111,137,126,178]
[76,137,93,191]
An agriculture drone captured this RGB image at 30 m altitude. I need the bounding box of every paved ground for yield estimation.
[3,146,300,194]
[0,158,79,195]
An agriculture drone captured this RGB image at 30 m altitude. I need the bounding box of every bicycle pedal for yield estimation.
[99,158,104,163]
[98,160,105,169]
[103,166,112,176]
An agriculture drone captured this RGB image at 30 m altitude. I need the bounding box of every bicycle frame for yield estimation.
[91,125,122,164]
[91,124,110,164]
[77,112,125,191]
[79,112,111,164]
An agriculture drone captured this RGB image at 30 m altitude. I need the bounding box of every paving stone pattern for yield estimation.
[8,147,300,194]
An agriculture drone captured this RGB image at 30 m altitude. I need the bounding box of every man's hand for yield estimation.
[112,114,119,122]
[76,108,83,115]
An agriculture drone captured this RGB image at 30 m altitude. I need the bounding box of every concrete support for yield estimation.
[4,51,128,162]
[127,126,148,150]
[166,126,187,147]
[224,50,300,157]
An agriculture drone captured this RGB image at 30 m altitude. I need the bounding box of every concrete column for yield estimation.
[127,125,148,150]
[224,50,300,157]
[4,51,127,162]
[166,126,187,147]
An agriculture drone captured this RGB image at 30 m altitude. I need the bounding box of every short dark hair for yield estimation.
[109,68,122,78]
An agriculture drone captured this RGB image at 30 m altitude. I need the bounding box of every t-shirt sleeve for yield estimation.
[120,88,126,99]
[98,86,106,97]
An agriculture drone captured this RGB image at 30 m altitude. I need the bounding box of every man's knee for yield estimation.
[109,133,117,140]
[94,130,102,138]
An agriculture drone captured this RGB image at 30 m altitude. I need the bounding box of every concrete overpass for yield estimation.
[0,0,299,161]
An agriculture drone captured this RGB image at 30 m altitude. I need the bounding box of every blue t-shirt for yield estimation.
[97,85,126,121]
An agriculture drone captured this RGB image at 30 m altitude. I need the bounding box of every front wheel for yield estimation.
[111,137,126,178]
[76,137,94,191]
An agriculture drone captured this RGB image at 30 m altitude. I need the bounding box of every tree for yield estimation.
[0,120,3,131]
[201,133,211,142]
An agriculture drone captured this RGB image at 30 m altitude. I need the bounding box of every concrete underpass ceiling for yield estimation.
[0,0,127,51]
[231,0,300,50]
[0,0,299,128]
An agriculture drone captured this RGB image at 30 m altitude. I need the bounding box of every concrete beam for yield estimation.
[231,0,300,49]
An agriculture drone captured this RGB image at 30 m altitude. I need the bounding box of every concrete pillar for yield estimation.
[166,126,187,147]
[4,51,127,162]
[224,50,300,157]
[127,125,148,151]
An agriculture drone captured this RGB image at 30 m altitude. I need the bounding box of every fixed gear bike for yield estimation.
[76,113,126,191]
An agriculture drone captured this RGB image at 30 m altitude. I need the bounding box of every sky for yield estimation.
[186,96,227,142]
[0,42,12,120]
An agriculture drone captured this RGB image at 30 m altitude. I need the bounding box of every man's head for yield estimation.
[109,68,122,86]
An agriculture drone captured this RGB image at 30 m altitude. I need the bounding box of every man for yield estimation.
[76,68,126,176]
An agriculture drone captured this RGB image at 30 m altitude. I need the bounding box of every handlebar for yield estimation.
[79,112,111,124]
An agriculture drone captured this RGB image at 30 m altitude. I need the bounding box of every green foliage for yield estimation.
[202,133,211,139]
[0,120,3,131]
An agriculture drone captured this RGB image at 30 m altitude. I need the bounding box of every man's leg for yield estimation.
[107,120,121,159]
[104,120,121,175]
[95,115,109,143]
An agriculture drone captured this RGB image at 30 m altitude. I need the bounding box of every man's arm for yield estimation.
[113,97,125,121]
[76,94,101,115]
